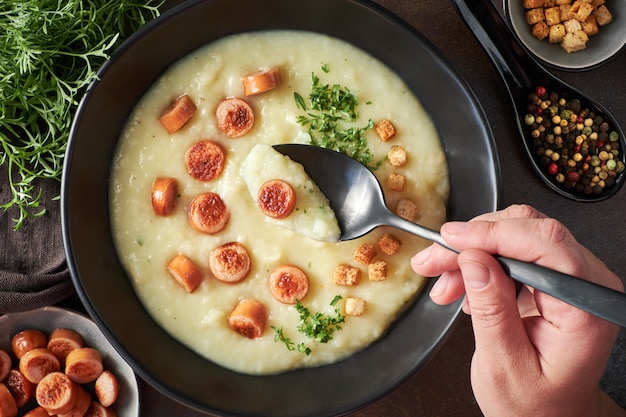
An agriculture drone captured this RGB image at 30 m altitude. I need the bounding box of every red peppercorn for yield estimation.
[548,162,559,175]
[567,171,581,182]
[535,86,547,97]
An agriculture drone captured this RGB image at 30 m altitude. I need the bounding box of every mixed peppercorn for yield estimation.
[524,86,624,196]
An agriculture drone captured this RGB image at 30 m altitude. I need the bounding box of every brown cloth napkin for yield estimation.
[0,163,74,314]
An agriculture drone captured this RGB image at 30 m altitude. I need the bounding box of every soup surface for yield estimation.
[110,30,449,375]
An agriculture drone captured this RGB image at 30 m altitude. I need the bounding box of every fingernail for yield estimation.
[461,261,491,290]
[441,221,470,235]
[429,275,447,297]
[411,245,432,266]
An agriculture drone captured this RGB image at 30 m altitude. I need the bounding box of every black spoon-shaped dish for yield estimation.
[452,0,626,202]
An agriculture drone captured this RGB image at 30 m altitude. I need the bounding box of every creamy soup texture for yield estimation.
[110,30,449,375]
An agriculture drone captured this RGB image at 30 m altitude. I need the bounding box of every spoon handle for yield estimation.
[451,0,538,90]
[391,216,626,327]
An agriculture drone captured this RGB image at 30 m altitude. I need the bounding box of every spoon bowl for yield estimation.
[274,143,626,327]
[452,0,626,202]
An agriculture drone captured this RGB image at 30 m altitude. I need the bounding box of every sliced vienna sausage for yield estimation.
[84,401,118,417]
[159,94,196,133]
[11,329,47,359]
[166,253,204,293]
[19,348,60,384]
[64,347,104,384]
[215,98,254,138]
[257,179,296,219]
[36,372,79,415]
[95,370,120,408]
[228,299,267,339]
[184,140,226,181]
[188,192,230,234]
[23,406,49,417]
[151,177,179,216]
[209,242,251,283]
[242,67,283,96]
[4,369,34,407]
[0,350,10,381]
[47,328,85,365]
[269,265,309,304]
[0,382,17,417]
[57,385,91,417]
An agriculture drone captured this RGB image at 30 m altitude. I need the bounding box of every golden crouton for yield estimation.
[555,0,572,5]
[344,297,366,316]
[544,0,556,6]
[525,8,546,25]
[581,15,599,36]
[559,4,572,20]
[387,145,408,167]
[378,233,401,256]
[593,5,612,26]
[333,265,361,286]
[353,244,377,265]
[375,119,396,141]
[368,260,387,282]
[386,173,406,192]
[545,7,562,25]
[523,0,545,8]
[549,23,567,43]
[396,198,418,222]
[569,1,594,21]
[532,21,550,40]
[563,18,582,33]
[592,0,605,6]
[561,30,589,52]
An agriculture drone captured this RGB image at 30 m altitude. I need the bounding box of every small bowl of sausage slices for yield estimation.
[505,0,626,71]
[0,306,139,417]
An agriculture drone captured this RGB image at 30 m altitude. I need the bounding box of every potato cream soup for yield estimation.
[110,30,449,375]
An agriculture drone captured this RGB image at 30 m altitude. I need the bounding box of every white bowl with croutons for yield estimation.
[505,0,626,71]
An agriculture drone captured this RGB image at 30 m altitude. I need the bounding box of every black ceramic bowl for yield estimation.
[61,0,500,416]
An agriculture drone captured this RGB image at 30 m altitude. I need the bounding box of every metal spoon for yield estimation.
[274,143,626,327]
[452,0,626,202]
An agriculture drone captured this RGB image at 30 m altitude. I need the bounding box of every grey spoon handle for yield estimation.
[386,214,626,327]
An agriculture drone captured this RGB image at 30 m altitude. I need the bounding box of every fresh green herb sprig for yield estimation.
[272,295,345,355]
[0,0,163,230]
[294,66,380,168]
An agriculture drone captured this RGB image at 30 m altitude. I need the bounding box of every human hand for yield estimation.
[411,204,625,417]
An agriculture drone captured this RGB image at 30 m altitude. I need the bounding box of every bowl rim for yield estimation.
[503,0,626,72]
[61,0,501,415]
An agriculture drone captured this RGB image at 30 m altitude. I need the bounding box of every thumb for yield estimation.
[458,250,532,361]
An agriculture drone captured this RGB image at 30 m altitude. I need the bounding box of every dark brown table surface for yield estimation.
[3,0,625,416]
[127,0,626,416]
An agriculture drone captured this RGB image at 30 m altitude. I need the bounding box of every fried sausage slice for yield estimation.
[228,299,267,339]
[166,253,204,293]
[19,348,60,384]
[58,385,91,417]
[84,401,118,417]
[188,192,230,234]
[184,140,226,181]
[151,178,179,216]
[257,179,296,219]
[12,329,47,359]
[65,347,104,384]
[95,370,120,408]
[242,67,283,96]
[269,265,309,304]
[23,406,49,417]
[4,369,34,407]
[209,242,251,283]
[215,97,254,138]
[0,383,17,417]
[159,94,196,134]
[35,372,78,415]
[0,350,10,381]
[47,328,85,366]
